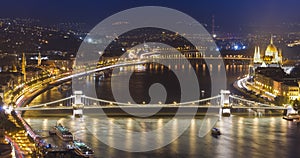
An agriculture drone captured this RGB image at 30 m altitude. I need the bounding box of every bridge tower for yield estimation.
[22,53,27,81]
[72,91,84,117]
[37,52,42,66]
[220,90,231,117]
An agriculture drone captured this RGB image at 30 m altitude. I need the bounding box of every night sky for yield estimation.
[1,0,300,31]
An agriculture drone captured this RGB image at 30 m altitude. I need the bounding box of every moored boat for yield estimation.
[53,123,73,141]
[283,113,300,121]
[72,140,94,158]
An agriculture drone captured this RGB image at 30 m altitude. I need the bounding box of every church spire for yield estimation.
[270,35,273,45]
[279,49,282,57]
[254,46,261,63]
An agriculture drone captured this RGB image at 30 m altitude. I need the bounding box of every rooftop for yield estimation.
[256,66,300,86]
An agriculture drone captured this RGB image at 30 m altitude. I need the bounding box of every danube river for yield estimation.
[25,116,300,158]
[25,61,300,157]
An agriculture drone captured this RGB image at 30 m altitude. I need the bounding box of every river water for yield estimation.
[25,116,300,158]
[25,61,300,157]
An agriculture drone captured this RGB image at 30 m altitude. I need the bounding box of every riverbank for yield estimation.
[232,79,277,105]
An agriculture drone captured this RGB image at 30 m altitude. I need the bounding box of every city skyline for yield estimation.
[1,0,300,32]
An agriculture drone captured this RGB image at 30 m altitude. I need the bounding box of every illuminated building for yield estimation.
[253,36,282,67]
[250,36,300,103]
[254,67,300,102]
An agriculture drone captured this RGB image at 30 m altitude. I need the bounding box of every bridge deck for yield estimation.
[17,105,286,118]
[16,105,287,111]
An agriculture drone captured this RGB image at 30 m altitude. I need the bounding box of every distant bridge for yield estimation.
[52,55,254,87]
[56,59,148,83]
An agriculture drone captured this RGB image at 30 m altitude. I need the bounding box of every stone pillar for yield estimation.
[220,90,230,107]
[286,105,297,116]
[72,91,84,117]
[220,90,231,117]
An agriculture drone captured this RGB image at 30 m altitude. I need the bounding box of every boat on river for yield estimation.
[71,140,94,158]
[211,128,221,136]
[51,123,73,141]
[283,113,300,121]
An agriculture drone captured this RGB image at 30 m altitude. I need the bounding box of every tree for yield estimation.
[274,96,286,106]
[293,99,300,110]
[0,96,4,107]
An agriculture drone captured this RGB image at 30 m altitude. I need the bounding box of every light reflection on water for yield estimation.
[25,116,299,158]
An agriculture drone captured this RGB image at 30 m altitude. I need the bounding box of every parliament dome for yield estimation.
[265,36,278,56]
[265,44,278,56]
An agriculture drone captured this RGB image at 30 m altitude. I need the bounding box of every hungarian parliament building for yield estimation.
[249,36,300,104]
